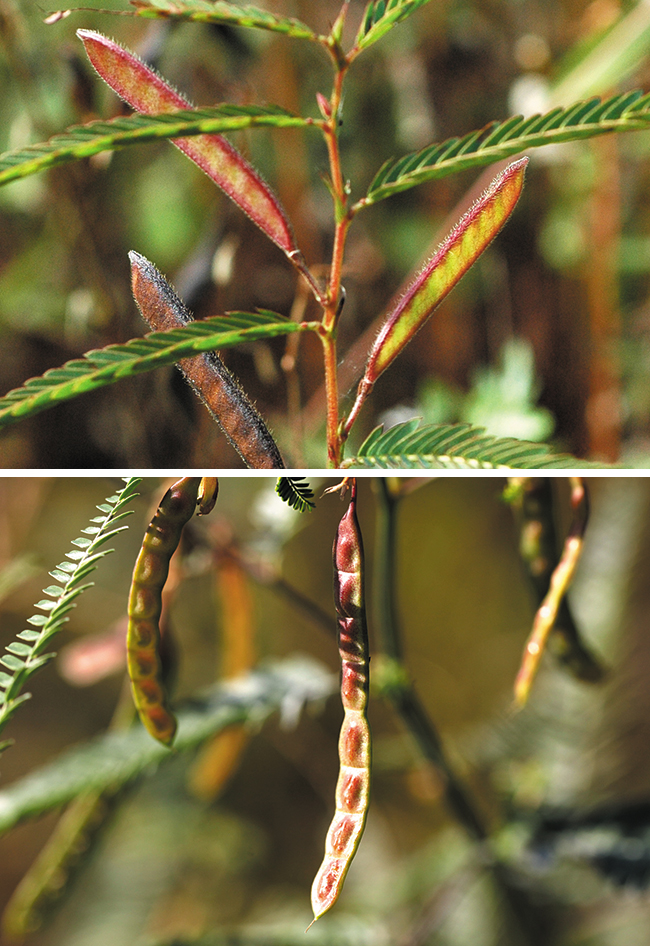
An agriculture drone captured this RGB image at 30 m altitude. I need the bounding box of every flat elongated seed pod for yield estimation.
[127,477,204,745]
[130,252,285,469]
[77,30,301,262]
[344,159,528,434]
[310,479,370,924]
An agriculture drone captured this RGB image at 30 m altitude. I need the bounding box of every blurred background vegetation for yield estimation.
[0,476,649,945]
[3,1,650,465]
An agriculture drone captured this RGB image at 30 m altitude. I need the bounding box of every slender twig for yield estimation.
[373,480,485,839]
[217,545,336,640]
[318,39,353,466]
[372,481,547,946]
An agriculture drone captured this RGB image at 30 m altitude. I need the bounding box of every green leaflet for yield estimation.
[0,105,308,188]
[129,0,318,40]
[344,421,606,469]
[353,0,434,54]
[359,90,650,206]
[275,478,315,513]
[0,314,305,430]
[0,479,141,753]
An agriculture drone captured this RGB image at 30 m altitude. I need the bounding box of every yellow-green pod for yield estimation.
[127,477,203,746]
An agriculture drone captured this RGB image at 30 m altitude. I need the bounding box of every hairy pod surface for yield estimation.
[361,157,528,388]
[127,477,204,745]
[77,30,300,261]
[311,481,370,923]
[129,252,285,468]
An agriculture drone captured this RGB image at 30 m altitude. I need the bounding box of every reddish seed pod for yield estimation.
[310,479,370,925]
[127,477,215,746]
[77,30,301,263]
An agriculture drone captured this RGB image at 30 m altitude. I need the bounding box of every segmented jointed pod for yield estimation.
[514,477,590,706]
[129,252,285,469]
[310,478,370,925]
[127,477,213,746]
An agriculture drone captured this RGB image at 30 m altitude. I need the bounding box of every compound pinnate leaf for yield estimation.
[361,90,650,205]
[0,479,140,753]
[0,313,301,432]
[129,0,318,40]
[78,30,303,264]
[274,477,315,512]
[349,159,527,419]
[0,106,308,188]
[345,421,605,469]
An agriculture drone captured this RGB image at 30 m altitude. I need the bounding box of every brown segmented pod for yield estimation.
[127,477,214,746]
[129,252,285,469]
[310,478,370,925]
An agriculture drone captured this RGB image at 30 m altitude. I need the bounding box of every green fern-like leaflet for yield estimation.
[360,89,650,205]
[275,478,315,513]
[129,0,318,40]
[0,478,141,754]
[355,0,434,51]
[345,421,604,469]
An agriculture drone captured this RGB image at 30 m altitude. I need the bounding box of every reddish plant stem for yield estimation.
[320,63,353,466]
[321,328,342,467]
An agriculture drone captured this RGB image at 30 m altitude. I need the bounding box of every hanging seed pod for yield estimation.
[127,477,212,745]
[510,477,604,685]
[514,477,591,706]
[129,252,285,469]
[310,478,370,925]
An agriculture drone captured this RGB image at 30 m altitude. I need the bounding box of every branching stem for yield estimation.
[318,52,355,466]
[373,481,545,946]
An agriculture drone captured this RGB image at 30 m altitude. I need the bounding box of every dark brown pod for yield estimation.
[129,251,285,469]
